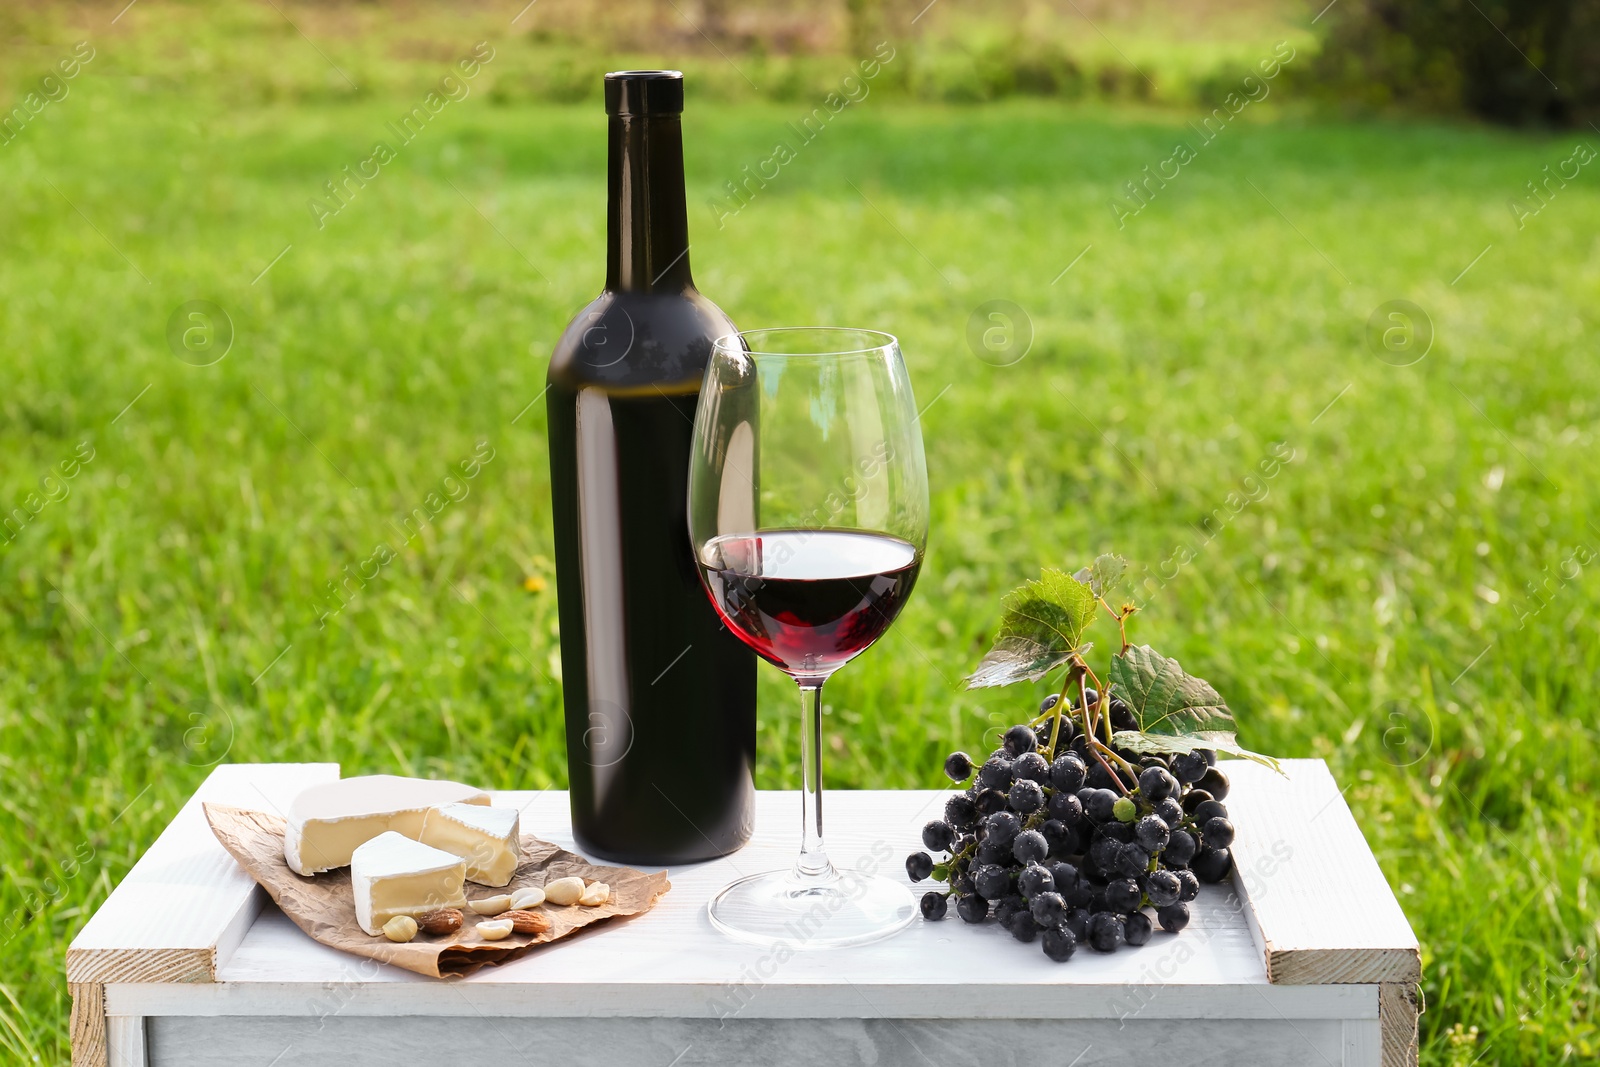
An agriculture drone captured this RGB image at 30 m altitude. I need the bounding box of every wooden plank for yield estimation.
[1344,1018,1383,1065]
[145,1014,1360,1067]
[109,969,1376,1021]
[66,764,338,985]
[187,789,1314,1015]
[1380,982,1420,1067]
[69,982,106,1067]
[107,785,1376,1026]
[1224,760,1420,985]
[107,1017,148,1067]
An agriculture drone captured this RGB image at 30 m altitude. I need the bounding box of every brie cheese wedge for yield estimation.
[351,832,468,936]
[284,774,489,876]
[418,803,522,887]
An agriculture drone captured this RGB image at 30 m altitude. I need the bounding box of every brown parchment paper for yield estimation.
[204,803,672,978]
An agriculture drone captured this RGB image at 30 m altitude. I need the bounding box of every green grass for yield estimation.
[2,7,1599,1066]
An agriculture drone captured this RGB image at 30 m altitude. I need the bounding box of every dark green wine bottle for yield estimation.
[545,71,757,864]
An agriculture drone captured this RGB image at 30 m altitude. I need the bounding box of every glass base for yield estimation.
[707,867,916,949]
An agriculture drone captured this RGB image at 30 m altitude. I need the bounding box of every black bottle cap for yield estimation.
[604,70,684,116]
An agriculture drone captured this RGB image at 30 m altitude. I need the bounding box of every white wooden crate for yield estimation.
[67,760,1419,1067]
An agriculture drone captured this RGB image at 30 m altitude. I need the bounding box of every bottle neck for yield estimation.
[606,113,693,293]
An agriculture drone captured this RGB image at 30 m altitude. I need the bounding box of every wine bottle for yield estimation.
[545,70,757,864]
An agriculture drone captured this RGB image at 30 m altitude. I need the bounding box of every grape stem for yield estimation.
[1091,737,1139,778]
[1075,659,1116,747]
[1078,671,1131,793]
[1099,595,1134,654]
[1057,656,1140,787]
[1045,663,1082,760]
[1097,680,1117,747]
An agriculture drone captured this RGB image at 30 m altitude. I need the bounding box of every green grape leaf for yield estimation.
[964,569,1097,688]
[1110,730,1282,772]
[1073,553,1128,599]
[1109,644,1234,733]
[1108,644,1283,773]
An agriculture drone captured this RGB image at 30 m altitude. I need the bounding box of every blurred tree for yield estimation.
[845,0,885,58]
[1313,0,1600,125]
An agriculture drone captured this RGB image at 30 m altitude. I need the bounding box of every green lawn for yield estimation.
[2,14,1599,1066]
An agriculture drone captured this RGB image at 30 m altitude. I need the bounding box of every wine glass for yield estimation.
[688,327,930,947]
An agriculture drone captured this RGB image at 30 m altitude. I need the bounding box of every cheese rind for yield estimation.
[351,832,468,936]
[284,775,490,876]
[418,803,522,887]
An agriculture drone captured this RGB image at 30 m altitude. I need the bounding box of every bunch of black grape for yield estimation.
[905,691,1237,962]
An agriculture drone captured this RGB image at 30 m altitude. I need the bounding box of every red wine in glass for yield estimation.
[688,326,930,947]
[699,529,922,681]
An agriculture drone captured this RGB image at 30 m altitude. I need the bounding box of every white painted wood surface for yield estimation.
[122,787,1335,1018]
[110,899,1375,1019]
[143,1015,1357,1067]
[106,1016,146,1067]
[71,760,1419,1067]
[67,763,338,985]
[1224,761,1420,985]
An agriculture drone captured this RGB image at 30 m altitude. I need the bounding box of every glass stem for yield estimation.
[794,682,836,881]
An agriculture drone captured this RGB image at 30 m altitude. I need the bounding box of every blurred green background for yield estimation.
[2,1,1597,1064]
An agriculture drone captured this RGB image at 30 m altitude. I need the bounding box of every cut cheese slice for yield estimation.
[418,803,522,887]
[284,774,489,876]
[351,832,467,936]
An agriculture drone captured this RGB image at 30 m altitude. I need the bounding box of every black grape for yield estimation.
[1030,891,1068,928]
[1051,753,1088,793]
[1012,829,1048,865]
[1041,924,1077,962]
[975,788,1008,816]
[1017,863,1055,898]
[944,792,979,831]
[1202,816,1235,848]
[1009,779,1045,814]
[1138,765,1179,801]
[1192,846,1233,884]
[1012,751,1051,785]
[1105,878,1143,913]
[1003,723,1038,757]
[977,757,1015,792]
[1087,911,1122,952]
[1008,911,1041,943]
[1197,766,1230,800]
[922,820,956,852]
[1164,830,1198,867]
[1157,902,1191,932]
[1135,815,1171,852]
[1145,869,1182,908]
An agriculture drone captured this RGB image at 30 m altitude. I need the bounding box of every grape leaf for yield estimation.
[1110,730,1282,772]
[964,569,1097,688]
[1109,644,1234,733]
[1073,553,1128,599]
[1108,644,1283,773]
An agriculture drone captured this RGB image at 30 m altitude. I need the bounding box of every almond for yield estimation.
[469,894,513,916]
[416,908,464,936]
[477,918,513,941]
[543,876,585,905]
[504,909,551,935]
[578,881,610,907]
[382,915,419,943]
[509,886,546,910]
